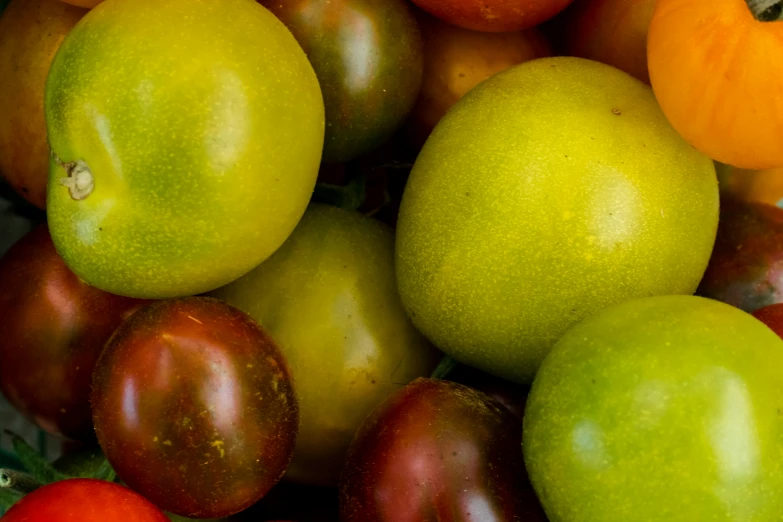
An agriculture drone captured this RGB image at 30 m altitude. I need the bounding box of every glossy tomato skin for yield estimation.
[339,378,545,522]
[211,204,440,485]
[410,0,574,32]
[0,224,150,439]
[45,0,325,299]
[91,297,299,519]
[1,478,169,522]
[648,0,783,170]
[524,295,783,522]
[554,0,655,84]
[697,199,783,313]
[406,9,552,149]
[260,0,423,164]
[0,0,86,209]
[753,304,783,339]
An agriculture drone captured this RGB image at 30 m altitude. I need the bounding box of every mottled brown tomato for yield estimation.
[91,297,299,519]
[0,224,150,440]
[339,378,546,522]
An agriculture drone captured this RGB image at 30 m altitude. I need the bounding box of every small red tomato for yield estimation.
[697,199,783,312]
[1,478,169,522]
[340,377,546,522]
[410,0,575,32]
[91,296,299,519]
[752,303,783,339]
[0,224,151,440]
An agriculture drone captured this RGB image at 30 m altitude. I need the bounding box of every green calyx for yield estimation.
[747,0,783,21]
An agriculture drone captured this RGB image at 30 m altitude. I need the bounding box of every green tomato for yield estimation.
[523,295,783,522]
[44,0,324,299]
[210,203,440,485]
[395,56,718,383]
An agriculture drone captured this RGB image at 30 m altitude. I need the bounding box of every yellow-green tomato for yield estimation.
[210,203,440,485]
[523,295,783,522]
[395,56,718,384]
[45,0,325,299]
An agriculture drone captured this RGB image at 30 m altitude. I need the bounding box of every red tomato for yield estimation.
[409,0,575,32]
[1,478,169,522]
[752,303,783,339]
[0,224,151,439]
[91,296,299,519]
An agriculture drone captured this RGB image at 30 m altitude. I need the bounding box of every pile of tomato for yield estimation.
[2,0,783,521]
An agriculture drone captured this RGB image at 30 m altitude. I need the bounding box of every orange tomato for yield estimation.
[556,0,655,84]
[717,162,783,207]
[0,0,86,209]
[648,0,783,170]
[60,0,102,7]
[406,10,552,148]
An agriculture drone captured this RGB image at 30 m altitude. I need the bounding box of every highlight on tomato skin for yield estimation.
[90,296,300,519]
[0,478,170,522]
[339,377,547,522]
[0,223,152,440]
[647,0,783,170]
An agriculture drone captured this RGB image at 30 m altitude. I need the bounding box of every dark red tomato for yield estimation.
[1,478,169,522]
[0,224,150,440]
[697,199,783,313]
[339,378,546,522]
[409,0,574,32]
[91,297,299,519]
[259,0,423,164]
[752,303,783,339]
[447,363,530,422]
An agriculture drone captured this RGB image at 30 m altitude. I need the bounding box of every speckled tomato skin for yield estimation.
[395,56,719,384]
[339,378,545,522]
[91,297,299,519]
[410,0,574,32]
[0,0,86,209]
[260,0,423,164]
[44,0,325,299]
[211,204,440,485]
[0,224,151,440]
[697,199,783,313]
[523,295,783,522]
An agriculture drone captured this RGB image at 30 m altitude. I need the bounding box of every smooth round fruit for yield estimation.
[523,295,783,522]
[396,56,719,383]
[45,0,325,299]
[0,0,86,209]
[406,9,552,148]
[91,297,299,518]
[340,378,546,522]
[260,0,423,164]
[60,0,101,7]
[555,0,655,84]
[697,199,783,313]
[0,224,150,440]
[648,0,783,169]
[409,0,575,32]
[1,478,169,522]
[211,203,440,485]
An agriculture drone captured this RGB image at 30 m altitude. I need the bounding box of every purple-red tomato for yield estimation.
[0,224,151,440]
[697,199,783,312]
[339,377,546,522]
[752,303,783,339]
[1,478,169,522]
[91,296,299,519]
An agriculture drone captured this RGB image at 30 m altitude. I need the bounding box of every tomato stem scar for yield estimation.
[51,151,94,200]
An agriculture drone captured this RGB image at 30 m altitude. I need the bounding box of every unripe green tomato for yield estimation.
[211,203,440,485]
[524,295,783,522]
[45,0,325,299]
[395,56,718,383]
